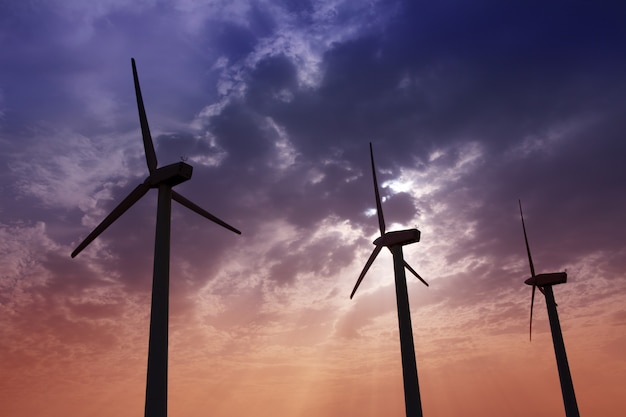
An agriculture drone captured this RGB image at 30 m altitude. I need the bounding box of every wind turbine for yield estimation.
[71,58,241,417]
[518,200,580,417]
[350,143,429,417]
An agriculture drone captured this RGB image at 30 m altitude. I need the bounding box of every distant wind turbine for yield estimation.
[518,200,580,417]
[71,58,241,417]
[350,143,429,417]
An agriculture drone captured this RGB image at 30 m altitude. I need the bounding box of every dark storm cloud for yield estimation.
[435,110,626,273]
[3,0,626,358]
[231,0,626,168]
[245,55,299,110]
[208,101,275,164]
[266,231,361,284]
[193,8,625,262]
[262,157,370,229]
[232,0,626,277]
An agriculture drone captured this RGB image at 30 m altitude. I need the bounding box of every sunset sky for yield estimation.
[1,1,626,416]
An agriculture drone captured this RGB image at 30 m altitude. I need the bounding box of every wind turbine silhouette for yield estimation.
[71,58,241,417]
[518,200,580,417]
[350,143,429,417]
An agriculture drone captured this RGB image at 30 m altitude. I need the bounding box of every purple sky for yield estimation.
[1,1,626,416]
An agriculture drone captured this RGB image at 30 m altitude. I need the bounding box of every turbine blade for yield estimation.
[370,143,385,235]
[529,284,536,341]
[404,260,429,287]
[350,245,383,299]
[518,200,536,277]
[172,191,241,235]
[71,182,150,258]
[132,58,158,173]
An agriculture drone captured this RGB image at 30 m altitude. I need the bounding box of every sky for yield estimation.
[1,1,626,416]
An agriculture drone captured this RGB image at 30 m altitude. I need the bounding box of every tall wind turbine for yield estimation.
[518,200,580,417]
[71,58,241,417]
[350,143,429,417]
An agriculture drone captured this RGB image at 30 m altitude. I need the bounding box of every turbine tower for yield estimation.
[518,200,580,417]
[350,143,429,417]
[71,58,241,417]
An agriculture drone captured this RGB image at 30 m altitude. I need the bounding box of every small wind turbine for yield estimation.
[518,200,580,417]
[350,143,429,417]
[71,58,241,417]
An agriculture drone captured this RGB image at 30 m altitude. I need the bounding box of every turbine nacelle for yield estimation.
[374,229,421,247]
[525,272,567,287]
[146,162,193,187]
